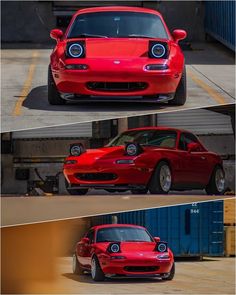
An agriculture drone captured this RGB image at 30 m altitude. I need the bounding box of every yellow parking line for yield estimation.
[188,69,226,105]
[12,51,39,116]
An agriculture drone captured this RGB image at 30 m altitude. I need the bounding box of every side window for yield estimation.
[178,133,199,151]
[184,133,198,145]
[86,230,95,244]
[179,133,186,150]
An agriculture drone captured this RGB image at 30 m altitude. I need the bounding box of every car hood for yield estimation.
[65,145,172,165]
[96,241,157,253]
[70,146,126,163]
[65,38,171,58]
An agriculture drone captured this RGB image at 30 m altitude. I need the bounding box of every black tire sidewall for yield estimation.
[148,161,171,194]
[48,65,65,105]
[206,165,225,195]
[169,65,187,106]
[163,262,175,280]
[91,256,105,281]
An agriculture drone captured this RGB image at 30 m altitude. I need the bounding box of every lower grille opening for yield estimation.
[124,266,159,272]
[75,173,117,181]
[87,82,148,92]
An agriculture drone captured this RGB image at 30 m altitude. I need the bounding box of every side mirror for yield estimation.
[50,29,63,41]
[154,237,160,243]
[81,237,89,244]
[172,29,187,43]
[187,142,201,153]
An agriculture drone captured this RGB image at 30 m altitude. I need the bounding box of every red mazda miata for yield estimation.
[49,6,187,105]
[73,224,175,281]
[63,127,225,195]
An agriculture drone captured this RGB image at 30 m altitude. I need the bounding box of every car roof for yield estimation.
[124,126,190,133]
[75,6,162,16]
[91,223,146,231]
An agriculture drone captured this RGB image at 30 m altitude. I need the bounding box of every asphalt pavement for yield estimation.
[1,42,235,132]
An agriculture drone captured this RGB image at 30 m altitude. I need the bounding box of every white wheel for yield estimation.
[159,164,172,192]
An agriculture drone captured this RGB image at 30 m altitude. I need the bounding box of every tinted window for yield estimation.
[108,129,177,148]
[68,12,168,39]
[179,133,199,151]
[96,227,153,242]
[86,230,95,243]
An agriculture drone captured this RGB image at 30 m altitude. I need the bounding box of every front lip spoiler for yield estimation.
[60,93,174,103]
[105,273,169,278]
[68,184,147,190]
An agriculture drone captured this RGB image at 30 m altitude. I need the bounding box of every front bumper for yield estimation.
[63,162,153,190]
[100,256,173,276]
[52,58,181,99]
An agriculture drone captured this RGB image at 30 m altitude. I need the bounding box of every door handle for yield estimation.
[201,156,206,160]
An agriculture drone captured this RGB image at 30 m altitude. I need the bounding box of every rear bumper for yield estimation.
[52,58,181,98]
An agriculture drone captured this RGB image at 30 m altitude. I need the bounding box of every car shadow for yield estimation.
[22,85,169,113]
[62,273,165,284]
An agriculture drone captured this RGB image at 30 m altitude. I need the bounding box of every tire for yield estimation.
[169,66,187,106]
[131,188,148,195]
[162,263,175,281]
[72,253,84,275]
[148,161,172,194]
[65,179,88,195]
[205,165,225,195]
[48,65,65,105]
[91,256,105,281]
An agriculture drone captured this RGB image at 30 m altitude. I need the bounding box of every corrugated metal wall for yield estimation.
[205,1,235,51]
[12,122,93,139]
[91,201,224,257]
[157,109,233,135]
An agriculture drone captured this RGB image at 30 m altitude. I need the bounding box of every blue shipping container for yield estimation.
[205,1,235,51]
[91,201,224,257]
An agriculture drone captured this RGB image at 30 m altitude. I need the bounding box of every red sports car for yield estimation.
[63,127,225,195]
[73,224,175,281]
[49,6,187,105]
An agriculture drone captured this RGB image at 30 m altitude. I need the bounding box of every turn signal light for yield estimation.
[65,64,88,70]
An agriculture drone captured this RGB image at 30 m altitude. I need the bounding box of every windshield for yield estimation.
[108,129,177,148]
[96,226,153,242]
[68,11,168,39]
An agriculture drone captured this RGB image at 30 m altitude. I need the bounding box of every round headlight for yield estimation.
[68,43,84,58]
[126,143,138,156]
[70,145,82,156]
[157,243,167,253]
[151,44,166,58]
[110,243,120,253]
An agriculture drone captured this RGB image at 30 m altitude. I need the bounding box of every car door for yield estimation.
[177,132,211,187]
[77,229,95,267]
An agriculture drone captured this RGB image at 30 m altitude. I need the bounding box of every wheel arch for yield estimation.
[147,158,173,184]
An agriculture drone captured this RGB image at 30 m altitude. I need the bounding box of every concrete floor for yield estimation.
[1,194,235,227]
[1,42,235,132]
[22,257,236,294]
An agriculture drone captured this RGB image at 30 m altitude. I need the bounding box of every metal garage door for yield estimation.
[12,122,93,139]
[156,109,233,135]
[53,1,143,16]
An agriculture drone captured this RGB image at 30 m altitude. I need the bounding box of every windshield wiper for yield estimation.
[126,34,155,39]
[76,33,108,38]
[125,240,146,242]
[99,239,120,242]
